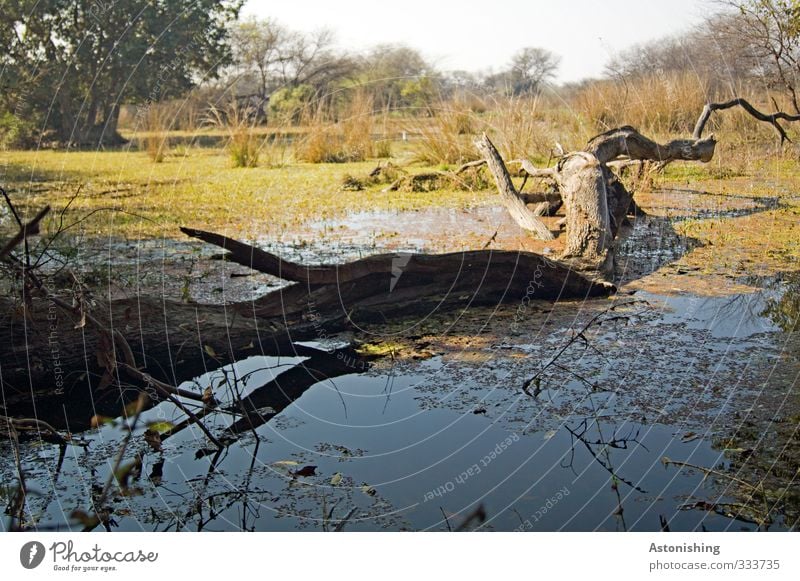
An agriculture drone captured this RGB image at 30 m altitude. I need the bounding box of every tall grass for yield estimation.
[483,96,558,161]
[140,104,170,163]
[406,101,481,165]
[206,103,260,168]
[570,72,710,137]
[295,91,376,163]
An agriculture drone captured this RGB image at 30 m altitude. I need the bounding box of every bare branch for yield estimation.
[474,133,554,240]
[693,98,800,143]
[0,205,50,261]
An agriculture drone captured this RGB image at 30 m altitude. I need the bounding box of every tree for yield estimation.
[718,0,800,113]
[509,47,561,95]
[228,18,353,122]
[605,3,800,109]
[487,47,560,96]
[356,45,438,111]
[0,0,242,146]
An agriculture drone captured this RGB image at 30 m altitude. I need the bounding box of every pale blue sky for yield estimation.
[243,0,713,82]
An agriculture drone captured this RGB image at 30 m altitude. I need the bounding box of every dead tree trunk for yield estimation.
[477,127,718,275]
[477,97,800,275]
[0,234,611,426]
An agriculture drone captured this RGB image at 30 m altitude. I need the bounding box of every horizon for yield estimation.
[242,0,714,83]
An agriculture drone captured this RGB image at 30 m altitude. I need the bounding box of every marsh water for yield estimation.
[2,206,799,532]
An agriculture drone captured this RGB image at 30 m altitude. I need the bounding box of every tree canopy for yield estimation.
[0,0,242,146]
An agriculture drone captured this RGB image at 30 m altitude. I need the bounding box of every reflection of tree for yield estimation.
[761,272,800,333]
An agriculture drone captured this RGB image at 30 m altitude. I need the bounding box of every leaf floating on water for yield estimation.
[293,465,317,477]
[360,483,377,496]
[330,472,343,486]
[143,430,162,452]
[90,415,114,429]
[146,421,174,434]
[202,386,216,407]
[681,431,701,442]
[273,460,299,467]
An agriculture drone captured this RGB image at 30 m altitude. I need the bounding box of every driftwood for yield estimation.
[474,138,554,240]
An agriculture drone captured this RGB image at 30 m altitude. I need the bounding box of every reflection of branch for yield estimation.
[565,420,647,494]
[662,457,773,527]
[2,418,29,529]
[661,457,764,494]
[677,500,764,527]
[454,504,487,532]
[523,299,647,395]
[120,363,223,450]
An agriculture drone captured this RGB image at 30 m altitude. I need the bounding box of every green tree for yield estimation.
[357,45,438,111]
[0,0,242,146]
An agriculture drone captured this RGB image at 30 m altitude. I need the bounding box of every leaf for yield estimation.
[124,397,146,417]
[204,344,217,358]
[90,415,114,429]
[293,465,317,478]
[330,472,342,486]
[360,484,377,496]
[143,429,162,452]
[273,460,299,467]
[202,386,216,407]
[146,421,174,434]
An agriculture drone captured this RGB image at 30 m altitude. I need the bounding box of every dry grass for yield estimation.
[570,72,710,137]
[295,92,376,163]
[482,96,558,161]
[205,103,261,168]
[406,101,481,166]
[140,105,171,163]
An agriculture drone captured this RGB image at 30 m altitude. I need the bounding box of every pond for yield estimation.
[2,201,798,532]
[3,274,797,532]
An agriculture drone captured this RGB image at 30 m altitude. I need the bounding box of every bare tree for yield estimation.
[509,47,561,95]
[228,18,354,121]
[716,0,800,113]
[356,44,438,110]
[486,47,560,96]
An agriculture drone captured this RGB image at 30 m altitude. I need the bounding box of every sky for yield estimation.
[242,0,714,83]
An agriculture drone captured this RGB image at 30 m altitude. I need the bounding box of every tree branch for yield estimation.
[474,133,554,240]
[693,98,800,143]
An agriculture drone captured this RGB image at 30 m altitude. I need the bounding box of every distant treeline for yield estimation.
[1,0,798,148]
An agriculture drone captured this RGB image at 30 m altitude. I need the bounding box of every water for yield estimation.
[2,205,797,532]
[3,280,796,532]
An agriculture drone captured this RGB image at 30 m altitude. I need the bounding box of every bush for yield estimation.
[0,111,38,149]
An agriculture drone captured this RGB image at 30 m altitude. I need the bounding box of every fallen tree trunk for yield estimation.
[0,237,611,427]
